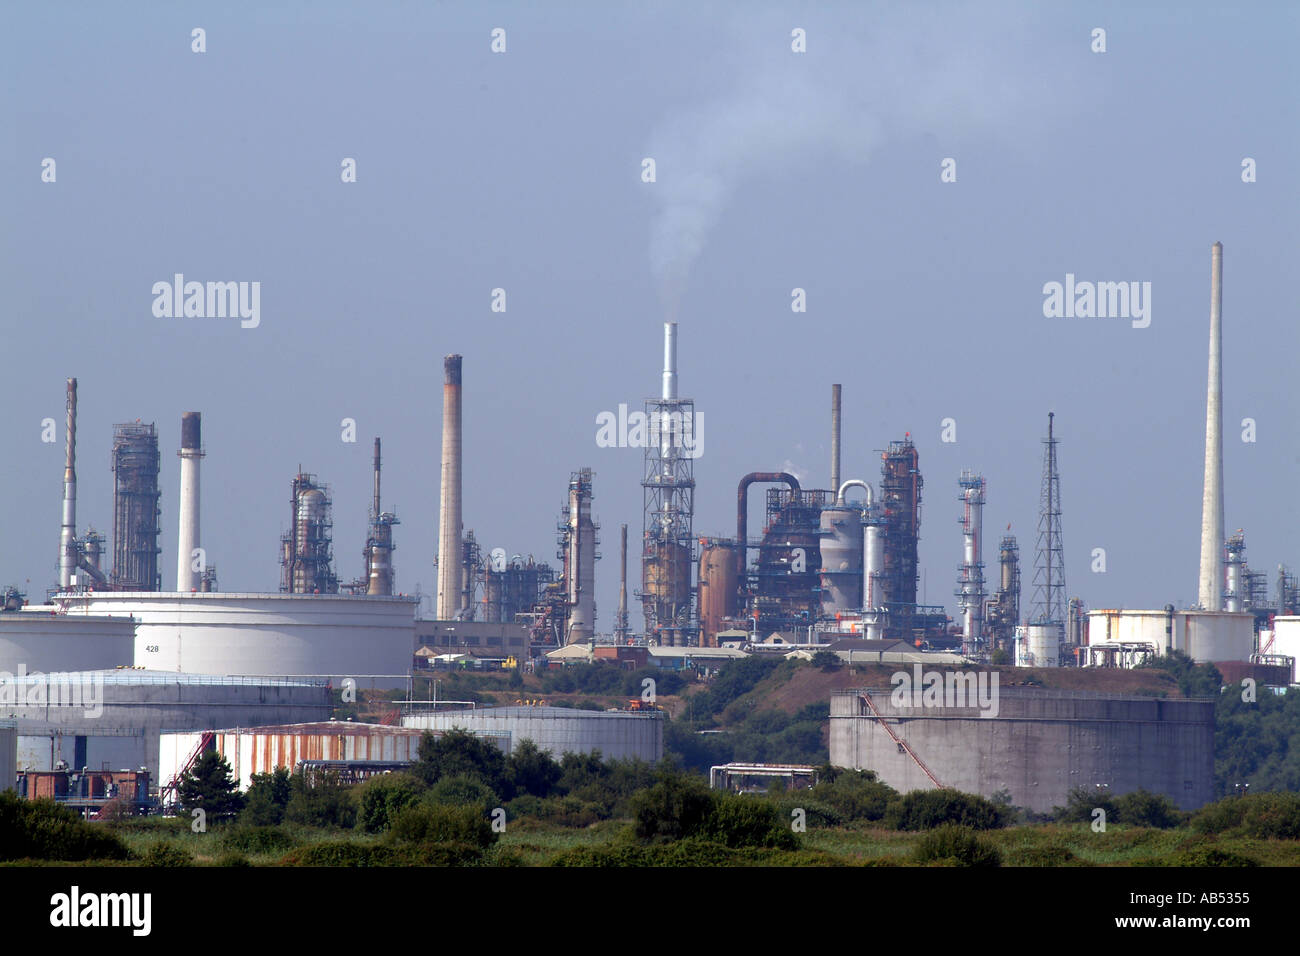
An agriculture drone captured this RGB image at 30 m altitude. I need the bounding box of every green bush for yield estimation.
[412,729,511,797]
[388,803,498,851]
[1006,843,1079,866]
[886,789,1010,831]
[281,842,402,867]
[241,767,292,826]
[141,842,192,867]
[1159,845,1258,867]
[1112,789,1186,829]
[219,825,296,854]
[356,773,423,834]
[284,771,357,829]
[1192,791,1300,839]
[506,739,562,798]
[177,751,245,823]
[912,824,1002,867]
[629,771,798,849]
[701,795,797,850]
[0,793,131,862]
[424,774,499,812]
[807,768,895,822]
[213,851,252,867]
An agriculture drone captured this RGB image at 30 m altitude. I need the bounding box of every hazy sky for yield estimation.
[3,2,1297,627]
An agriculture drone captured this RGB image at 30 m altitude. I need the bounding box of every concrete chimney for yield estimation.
[175,412,203,591]
[437,355,464,619]
[1197,242,1225,610]
[830,384,842,496]
[59,378,77,590]
[616,522,628,641]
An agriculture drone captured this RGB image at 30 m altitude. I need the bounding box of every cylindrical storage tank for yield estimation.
[1015,623,1062,667]
[1272,616,1300,663]
[482,570,502,623]
[698,540,740,647]
[404,705,663,762]
[1180,611,1254,663]
[819,506,863,615]
[0,611,136,673]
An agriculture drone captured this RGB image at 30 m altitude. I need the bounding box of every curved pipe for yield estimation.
[736,472,801,580]
[836,479,873,508]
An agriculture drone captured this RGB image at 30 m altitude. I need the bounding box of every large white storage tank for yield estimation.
[56,592,417,688]
[0,609,136,674]
[404,705,663,762]
[1086,609,1254,664]
[1014,623,1063,667]
[1268,616,1300,664]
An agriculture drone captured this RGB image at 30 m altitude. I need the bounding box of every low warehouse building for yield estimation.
[403,705,663,762]
[3,670,331,777]
[830,686,1215,813]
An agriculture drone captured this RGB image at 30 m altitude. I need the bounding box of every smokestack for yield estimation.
[662,322,677,401]
[59,378,77,590]
[1198,242,1225,610]
[372,437,382,520]
[617,523,628,640]
[437,355,464,619]
[175,412,203,591]
[830,384,842,497]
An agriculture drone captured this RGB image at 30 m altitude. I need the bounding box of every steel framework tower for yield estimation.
[111,422,162,591]
[640,322,697,646]
[1031,413,1065,624]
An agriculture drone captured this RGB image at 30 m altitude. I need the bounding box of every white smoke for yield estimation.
[646,4,1045,311]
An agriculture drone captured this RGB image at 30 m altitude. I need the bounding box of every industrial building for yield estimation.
[830,687,1216,813]
[158,721,431,795]
[403,704,663,762]
[56,592,417,687]
[2,670,330,777]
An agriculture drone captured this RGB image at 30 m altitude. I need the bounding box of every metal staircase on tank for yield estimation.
[159,730,215,808]
[858,692,944,789]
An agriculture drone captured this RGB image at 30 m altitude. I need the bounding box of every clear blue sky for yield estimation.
[3,1,1297,625]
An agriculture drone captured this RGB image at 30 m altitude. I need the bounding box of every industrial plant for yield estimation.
[0,242,1293,820]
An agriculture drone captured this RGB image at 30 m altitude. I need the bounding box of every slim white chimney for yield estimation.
[437,355,464,619]
[830,384,842,497]
[59,378,77,590]
[1197,242,1225,610]
[175,412,203,591]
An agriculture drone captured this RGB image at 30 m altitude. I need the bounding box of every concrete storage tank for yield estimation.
[830,686,1215,813]
[3,669,331,776]
[1271,616,1300,664]
[0,610,136,674]
[159,722,430,793]
[56,592,417,688]
[403,705,663,762]
[0,719,15,793]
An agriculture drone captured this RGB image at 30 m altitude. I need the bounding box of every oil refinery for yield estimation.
[0,242,1294,816]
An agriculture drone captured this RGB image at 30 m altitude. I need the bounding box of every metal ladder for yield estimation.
[859,692,944,789]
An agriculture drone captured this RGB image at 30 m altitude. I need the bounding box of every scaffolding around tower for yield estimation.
[111,422,162,591]
[280,471,339,594]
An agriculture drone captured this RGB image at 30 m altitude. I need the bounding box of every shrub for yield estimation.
[886,789,1009,831]
[0,793,131,862]
[219,825,295,854]
[141,842,192,867]
[356,773,423,834]
[412,729,511,797]
[1113,789,1186,829]
[1007,843,1078,866]
[808,768,895,822]
[241,767,292,826]
[1157,845,1258,867]
[424,774,500,812]
[213,851,252,867]
[1053,787,1118,825]
[1192,791,1300,839]
[506,739,561,798]
[701,795,797,850]
[388,803,498,851]
[912,824,1001,867]
[630,772,717,844]
[281,842,402,867]
[178,751,245,823]
[285,771,357,829]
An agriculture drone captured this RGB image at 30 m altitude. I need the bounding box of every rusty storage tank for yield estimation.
[698,538,740,647]
[819,505,863,615]
[642,538,692,643]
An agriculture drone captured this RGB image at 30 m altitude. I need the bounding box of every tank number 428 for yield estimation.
[145,645,159,653]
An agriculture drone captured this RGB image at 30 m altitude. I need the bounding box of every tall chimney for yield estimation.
[437,355,464,619]
[59,378,77,590]
[175,412,203,591]
[662,322,677,401]
[1198,242,1225,610]
[616,523,629,641]
[830,384,842,496]
[372,437,382,521]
